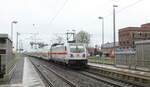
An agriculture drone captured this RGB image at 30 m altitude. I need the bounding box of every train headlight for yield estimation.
[70,54,74,58]
[82,54,85,58]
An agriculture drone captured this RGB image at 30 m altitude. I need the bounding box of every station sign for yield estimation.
[19,48,24,51]
[115,49,136,54]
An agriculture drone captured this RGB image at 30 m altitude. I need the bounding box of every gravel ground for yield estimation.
[30,57,111,87]
[9,57,24,84]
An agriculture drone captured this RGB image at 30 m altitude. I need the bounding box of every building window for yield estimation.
[145,33,147,37]
[119,42,122,45]
[139,32,142,36]
[132,33,134,38]
[0,39,6,44]
[123,41,125,44]
[0,49,6,54]
[133,41,135,45]
[127,41,129,44]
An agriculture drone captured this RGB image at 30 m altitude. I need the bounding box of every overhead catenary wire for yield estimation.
[49,0,69,24]
[104,0,145,18]
[117,0,144,13]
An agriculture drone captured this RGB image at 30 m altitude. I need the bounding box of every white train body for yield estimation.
[50,43,87,65]
[29,46,50,60]
[28,43,87,65]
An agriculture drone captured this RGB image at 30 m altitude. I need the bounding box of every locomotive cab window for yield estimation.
[70,45,85,53]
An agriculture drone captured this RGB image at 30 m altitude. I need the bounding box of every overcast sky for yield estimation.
[0,0,149,50]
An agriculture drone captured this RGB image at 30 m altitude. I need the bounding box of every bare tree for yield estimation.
[56,36,64,43]
[52,33,65,44]
[75,30,90,46]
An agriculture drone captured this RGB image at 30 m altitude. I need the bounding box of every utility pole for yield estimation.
[16,32,20,52]
[30,33,39,49]
[11,21,18,41]
[98,17,104,46]
[113,5,118,65]
[32,24,39,49]
[98,16,104,66]
[19,32,40,50]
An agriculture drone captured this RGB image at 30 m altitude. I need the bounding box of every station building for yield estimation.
[0,34,14,78]
[119,23,150,49]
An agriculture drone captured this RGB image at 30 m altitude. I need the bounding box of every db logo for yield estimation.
[76,54,80,56]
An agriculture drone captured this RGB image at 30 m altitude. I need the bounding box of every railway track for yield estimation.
[47,63,147,87]
[29,58,55,87]
[40,61,142,87]
[29,58,77,87]
[78,71,128,87]
[42,65,77,87]
[29,57,149,87]
[78,70,147,87]
[82,70,148,87]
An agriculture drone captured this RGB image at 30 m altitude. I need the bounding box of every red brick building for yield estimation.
[119,23,150,49]
[101,42,119,56]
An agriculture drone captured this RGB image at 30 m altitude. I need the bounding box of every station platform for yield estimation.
[23,57,45,87]
[0,57,45,87]
[88,63,150,78]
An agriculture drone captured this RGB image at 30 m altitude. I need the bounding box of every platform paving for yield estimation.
[0,56,45,87]
[88,63,150,77]
[23,57,45,87]
[9,57,24,84]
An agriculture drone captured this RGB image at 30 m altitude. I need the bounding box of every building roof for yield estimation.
[101,42,119,48]
[0,34,12,42]
[119,27,150,32]
[0,34,8,38]
[119,23,150,32]
[141,23,150,28]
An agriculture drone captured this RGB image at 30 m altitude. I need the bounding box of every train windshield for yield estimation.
[70,45,85,53]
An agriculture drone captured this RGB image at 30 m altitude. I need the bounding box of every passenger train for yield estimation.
[28,42,87,65]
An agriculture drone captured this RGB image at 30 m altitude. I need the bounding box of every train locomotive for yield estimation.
[29,42,88,66]
[50,43,87,65]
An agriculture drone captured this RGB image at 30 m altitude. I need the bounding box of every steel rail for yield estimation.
[86,68,149,87]
[78,71,133,87]
[42,65,77,87]
[29,58,55,87]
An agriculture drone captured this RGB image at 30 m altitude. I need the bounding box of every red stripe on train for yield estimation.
[48,52,68,55]
[33,52,68,55]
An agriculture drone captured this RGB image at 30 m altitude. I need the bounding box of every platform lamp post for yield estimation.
[98,17,104,46]
[113,5,118,66]
[11,21,18,41]
[98,16,104,65]
[16,32,20,53]
[11,21,18,52]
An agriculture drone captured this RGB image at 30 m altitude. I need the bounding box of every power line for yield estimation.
[49,0,69,24]
[104,0,145,17]
[117,0,144,13]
